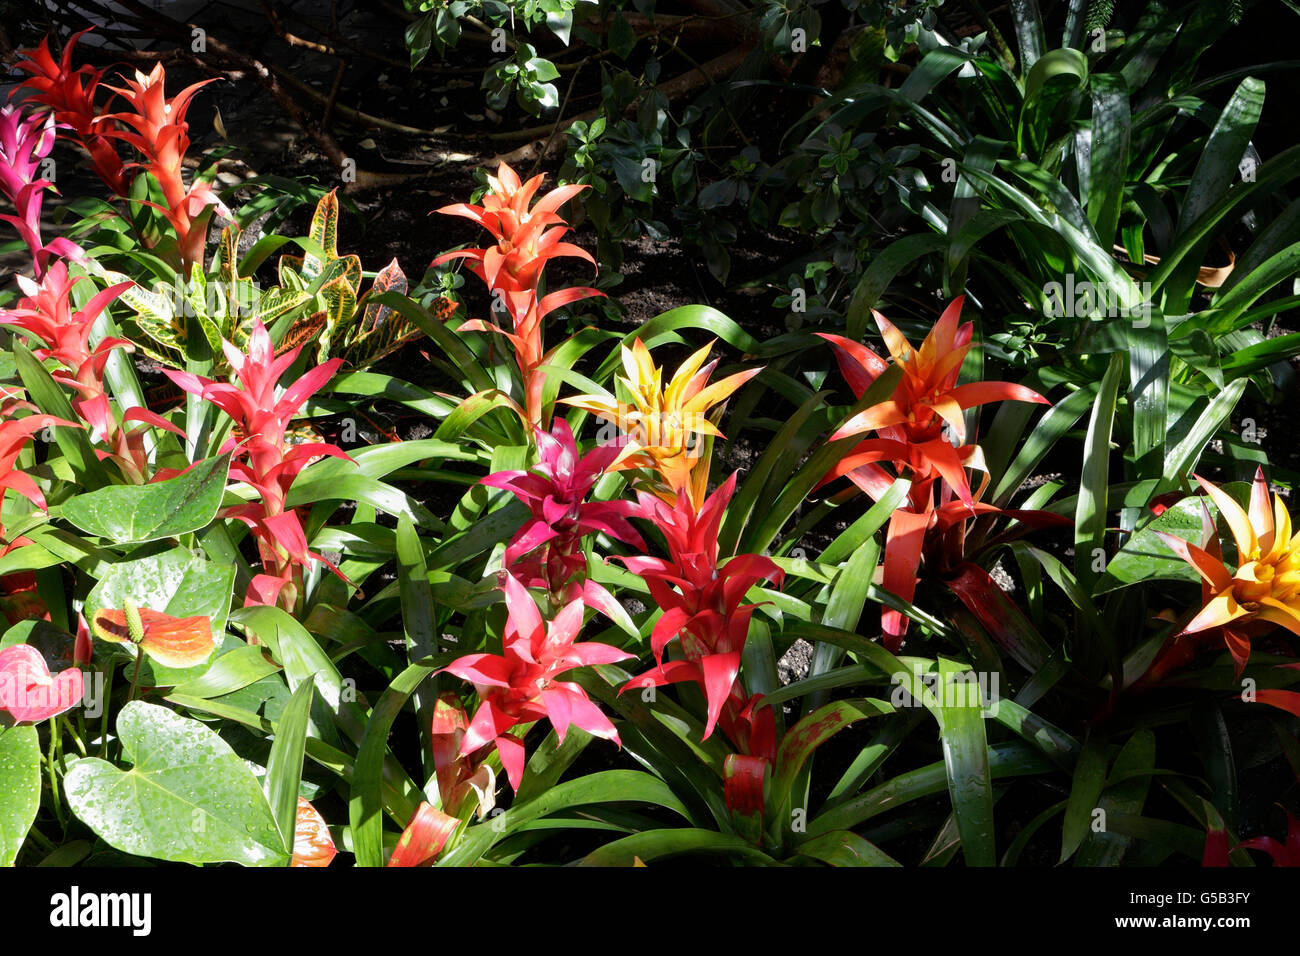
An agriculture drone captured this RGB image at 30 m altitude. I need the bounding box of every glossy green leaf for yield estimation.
[61,454,230,544]
[64,701,288,866]
[0,726,41,866]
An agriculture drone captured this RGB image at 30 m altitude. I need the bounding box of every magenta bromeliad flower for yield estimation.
[164,318,352,610]
[441,571,632,790]
[0,104,85,277]
[482,418,642,615]
[614,472,784,758]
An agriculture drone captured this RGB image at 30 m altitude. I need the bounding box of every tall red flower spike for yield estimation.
[11,28,129,195]
[164,318,352,610]
[615,472,783,755]
[433,162,594,294]
[100,63,229,268]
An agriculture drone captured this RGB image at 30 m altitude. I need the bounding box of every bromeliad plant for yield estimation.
[2,16,1298,871]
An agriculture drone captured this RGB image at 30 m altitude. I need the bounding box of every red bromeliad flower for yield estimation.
[482,418,643,612]
[433,162,594,295]
[164,318,352,610]
[1,262,181,483]
[820,297,1049,506]
[0,644,84,724]
[615,472,784,757]
[441,572,633,790]
[11,29,129,195]
[0,105,86,277]
[100,64,229,269]
[818,297,1050,648]
[0,387,74,626]
[388,802,461,867]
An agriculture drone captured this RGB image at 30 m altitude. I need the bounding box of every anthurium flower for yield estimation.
[441,572,633,790]
[0,644,84,724]
[433,162,593,294]
[614,472,783,752]
[291,797,338,867]
[1156,469,1300,676]
[482,418,642,604]
[11,28,128,194]
[564,338,761,509]
[90,602,215,669]
[387,802,460,867]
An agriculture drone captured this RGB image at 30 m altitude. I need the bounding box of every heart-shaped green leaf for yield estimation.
[61,453,231,544]
[0,726,41,865]
[64,701,288,866]
[85,548,236,686]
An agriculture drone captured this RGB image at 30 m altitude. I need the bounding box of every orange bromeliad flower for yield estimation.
[432,162,594,294]
[563,338,760,509]
[819,297,1050,649]
[1157,469,1300,676]
[821,296,1049,506]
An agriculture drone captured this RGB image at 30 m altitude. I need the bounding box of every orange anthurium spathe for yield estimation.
[1157,469,1300,676]
[563,338,761,508]
[90,603,215,669]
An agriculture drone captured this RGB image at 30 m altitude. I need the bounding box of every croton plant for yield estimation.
[0,29,1297,871]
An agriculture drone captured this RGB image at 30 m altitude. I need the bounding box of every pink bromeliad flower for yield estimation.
[615,472,784,758]
[0,104,85,277]
[164,318,352,610]
[482,418,642,615]
[442,572,632,790]
[1,263,181,483]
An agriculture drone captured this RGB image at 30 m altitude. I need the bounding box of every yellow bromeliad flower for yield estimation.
[562,338,760,509]
[1158,469,1300,675]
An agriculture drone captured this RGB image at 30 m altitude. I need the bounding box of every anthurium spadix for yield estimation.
[440,572,632,790]
[1156,469,1300,676]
